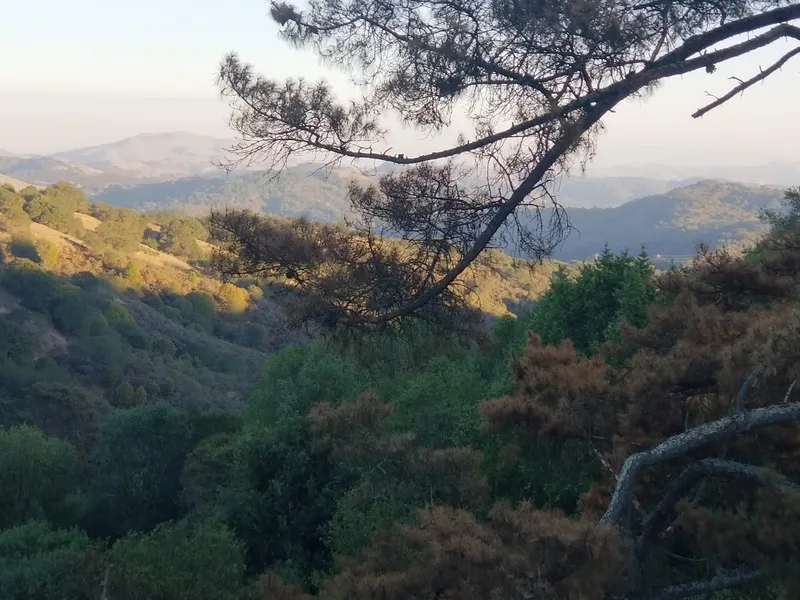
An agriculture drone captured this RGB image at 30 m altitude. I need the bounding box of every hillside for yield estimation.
[52,132,232,179]
[541,180,785,261]
[0,183,319,445]
[93,168,698,213]
[92,168,359,221]
[591,160,800,187]
[0,179,574,457]
[101,174,783,262]
[0,154,137,191]
[0,173,33,191]
[0,133,234,192]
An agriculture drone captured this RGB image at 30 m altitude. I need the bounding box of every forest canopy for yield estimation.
[3,185,800,599]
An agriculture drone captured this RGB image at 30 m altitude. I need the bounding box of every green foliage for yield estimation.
[0,186,30,228]
[110,381,136,408]
[86,404,193,538]
[38,241,59,269]
[133,385,148,405]
[0,521,101,600]
[184,290,217,330]
[91,204,148,251]
[22,382,105,450]
[142,235,160,250]
[0,318,36,364]
[481,433,598,513]
[17,186,39,202]
[0,426,79,529]
[123,260,142,285]
[218,420,340,579]
[247,341,365,424]
[383,354,488,448]
[47,181,92,214]
[8,235,41,262]
[107,518,248,600]
[218,282,250,314]
[180,433,238,512]
[158,216,208,257]
[24,191,85,237]
[93,168,354,223]
[759,186,800,233]
[528,246,656,356]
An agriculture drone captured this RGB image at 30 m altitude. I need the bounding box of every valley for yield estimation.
[0,132,789,265]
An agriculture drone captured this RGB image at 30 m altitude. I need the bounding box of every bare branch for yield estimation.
[736,371,759,413]
[649,569,764,600]
[599,401,800,526]
[636,457,800,559]
[693,43,800,118]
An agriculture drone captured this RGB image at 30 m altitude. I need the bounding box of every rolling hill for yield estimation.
[51,131,232,179]
[95,172,786,262]
[0,173,34,191]
[0,133,793,262]
[92,168,359,221]
[0,132,234,191]
[544,180,785,261]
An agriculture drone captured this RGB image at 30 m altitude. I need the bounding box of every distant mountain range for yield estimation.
[50,132,231,179]
[588,161,800,187]
[1,132,794,261]
[0,132,232,191]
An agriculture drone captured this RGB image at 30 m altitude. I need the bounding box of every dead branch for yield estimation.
[599,401,800,526]
[635,457,800,559]
[736,371,759,413]
[649,569,764,600]
[693,40,800,118]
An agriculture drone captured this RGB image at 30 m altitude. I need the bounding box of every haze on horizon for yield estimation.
[2,0,798,171]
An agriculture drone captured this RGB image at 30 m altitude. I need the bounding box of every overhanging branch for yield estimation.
[693,41,800,118]
[635,457,800,559]
[599,401,800,526]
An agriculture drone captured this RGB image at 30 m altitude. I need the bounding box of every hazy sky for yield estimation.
[1,0,798,168]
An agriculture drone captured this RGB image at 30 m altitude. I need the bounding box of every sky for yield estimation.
[1,0,799,169]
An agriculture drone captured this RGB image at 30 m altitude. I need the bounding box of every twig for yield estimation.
[100,566,110,600]
[783,379,797,403]
[693,45,800,118]
[736,371,759,413]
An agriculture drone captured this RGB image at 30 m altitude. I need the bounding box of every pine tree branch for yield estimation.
[635,457,800,559]
[693,43,800,118]
[222,5,800,170]
[599,401,800,526]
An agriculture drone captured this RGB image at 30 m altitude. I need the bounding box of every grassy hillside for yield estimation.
[0,181,561,447]
[0,183,316,448]
[0,155,144,191]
